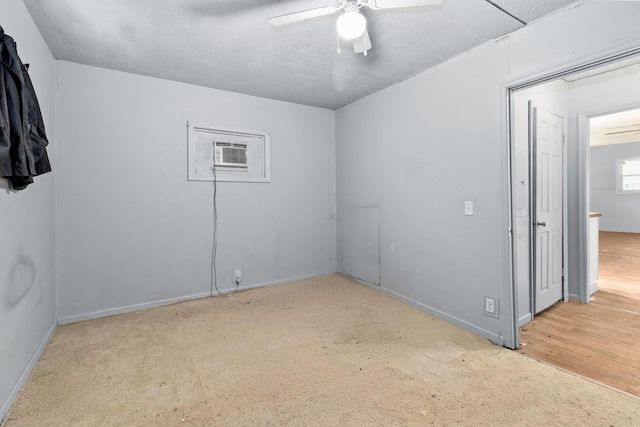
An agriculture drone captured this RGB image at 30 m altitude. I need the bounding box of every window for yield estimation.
[616,157,640,195]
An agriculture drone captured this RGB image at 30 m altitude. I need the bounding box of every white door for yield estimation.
[531,105,564,314]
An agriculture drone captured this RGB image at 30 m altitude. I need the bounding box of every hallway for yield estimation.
[519,232,640,396]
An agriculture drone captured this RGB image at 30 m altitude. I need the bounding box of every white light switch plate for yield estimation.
[465,201,473,216]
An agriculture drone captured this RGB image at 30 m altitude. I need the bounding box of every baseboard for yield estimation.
[345,275,508,348]
[57,271,337,326]
[221,271,337,294]
[341,272,379,287]
[0,320,57,424]
[57,291,212,325]
[519,312,532,327]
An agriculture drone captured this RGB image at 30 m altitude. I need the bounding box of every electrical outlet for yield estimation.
[483,296,499,318]
[485,297,495,313]
[234,269,242,283]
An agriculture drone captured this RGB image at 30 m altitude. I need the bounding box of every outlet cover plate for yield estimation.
[483,296,499,319]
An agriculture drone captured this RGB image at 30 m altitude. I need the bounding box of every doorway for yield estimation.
[509,54,640,344]
[509,56,640,395]
[586,107,640,300]
[510,81,570,328]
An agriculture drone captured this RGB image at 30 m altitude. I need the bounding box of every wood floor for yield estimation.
[519,231,640,397]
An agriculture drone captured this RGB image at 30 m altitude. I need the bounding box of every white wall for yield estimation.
[336,0,640,348]
[337,39,515,345]
[590,141,640,233]
[55,62,337,322]
[0,0,57,421]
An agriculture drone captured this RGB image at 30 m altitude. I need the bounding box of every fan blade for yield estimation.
[369,0,444,9]
[269,5,339,26]
[352,28,372,54]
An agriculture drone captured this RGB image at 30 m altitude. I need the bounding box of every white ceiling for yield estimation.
[23,0,579,110]
[590,108,640,147]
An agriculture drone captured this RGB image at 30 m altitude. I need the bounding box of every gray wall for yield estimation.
[0,0,57,420]
[55,62,337,322]
[336,1,640,348]
[337,39,514,345]
[590,141,640,233]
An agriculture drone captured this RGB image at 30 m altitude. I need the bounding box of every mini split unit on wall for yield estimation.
[187,122,270,183]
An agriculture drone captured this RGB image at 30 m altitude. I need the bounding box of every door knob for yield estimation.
[535,221,546,227]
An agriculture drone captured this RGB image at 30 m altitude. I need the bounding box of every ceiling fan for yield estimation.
[269,0,445,55]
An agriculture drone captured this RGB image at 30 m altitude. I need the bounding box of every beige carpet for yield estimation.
[3,274,639,426]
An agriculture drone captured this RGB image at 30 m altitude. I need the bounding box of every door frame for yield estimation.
[503,47,640,349]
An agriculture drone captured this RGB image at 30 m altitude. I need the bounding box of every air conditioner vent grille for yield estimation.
[214,142,248,168]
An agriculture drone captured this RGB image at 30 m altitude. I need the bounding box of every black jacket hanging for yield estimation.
[0,25,51,190]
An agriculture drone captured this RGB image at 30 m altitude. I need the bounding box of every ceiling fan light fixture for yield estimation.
[337,10,366,40]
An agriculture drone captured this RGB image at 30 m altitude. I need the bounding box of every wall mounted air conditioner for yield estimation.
[187,121,269,182]
[214,141,248,169]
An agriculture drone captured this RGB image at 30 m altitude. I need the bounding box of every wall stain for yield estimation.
[5,253,37,309]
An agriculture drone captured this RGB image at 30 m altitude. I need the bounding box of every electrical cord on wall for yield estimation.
[210,164,221,296]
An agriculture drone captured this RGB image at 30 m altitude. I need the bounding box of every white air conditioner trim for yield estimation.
[187,122,270,183]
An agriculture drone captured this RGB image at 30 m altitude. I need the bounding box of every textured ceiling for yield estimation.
[489,0,580,23]
[23,0,580,110]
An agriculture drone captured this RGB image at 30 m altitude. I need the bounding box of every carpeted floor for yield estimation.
[3,274,640,426]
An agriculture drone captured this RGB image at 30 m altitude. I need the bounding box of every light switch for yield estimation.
[465,201,474,216]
